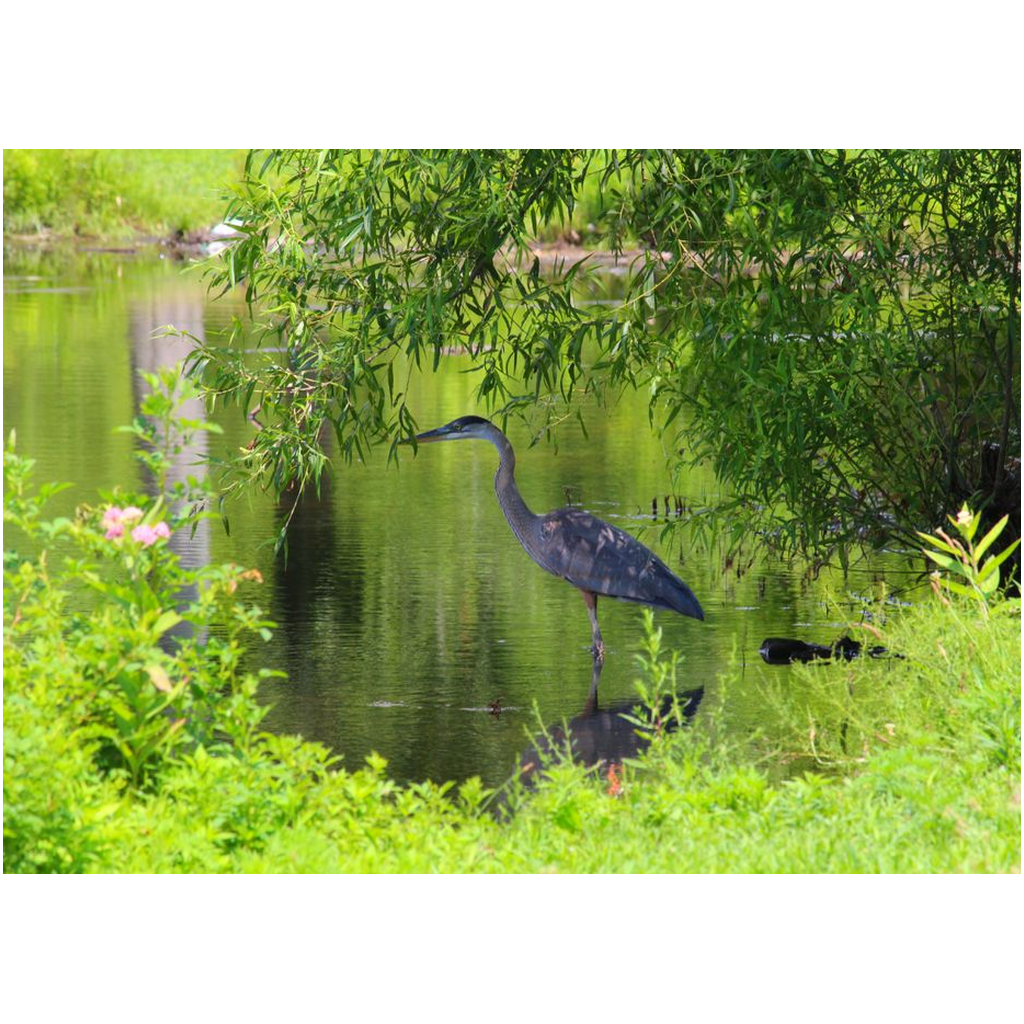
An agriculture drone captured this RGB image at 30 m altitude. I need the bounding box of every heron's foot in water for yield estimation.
[590,639,606,663]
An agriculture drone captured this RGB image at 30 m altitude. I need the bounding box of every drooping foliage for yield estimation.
[194,149,1020,561]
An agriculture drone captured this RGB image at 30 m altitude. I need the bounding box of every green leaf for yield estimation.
[152,610,183,635]
[974,515,1008,562]
[978,569,1000,595]
[940,578,975,597]
[146,664,174,693]
[916,531,959,556]
[977,539,1020,580]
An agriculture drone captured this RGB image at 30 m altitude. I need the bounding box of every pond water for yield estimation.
[3,244,926,789]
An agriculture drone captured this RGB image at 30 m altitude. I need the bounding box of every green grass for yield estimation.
[6,586,1018,872]
[3,149,245,238]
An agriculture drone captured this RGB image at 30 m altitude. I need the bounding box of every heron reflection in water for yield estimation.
[518,660,705,787]
[414,416,704,661]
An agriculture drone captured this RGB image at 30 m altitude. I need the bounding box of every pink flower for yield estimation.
[103,507,169,546]
[130,521,171,546]
[104,505,143,528]
[131,524,159,545]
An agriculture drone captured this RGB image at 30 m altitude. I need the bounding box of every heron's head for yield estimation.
[414,415,494,444]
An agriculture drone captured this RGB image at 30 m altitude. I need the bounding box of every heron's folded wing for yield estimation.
[536,510,703,620]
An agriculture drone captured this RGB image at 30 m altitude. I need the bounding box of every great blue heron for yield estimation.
[414,415,704,660]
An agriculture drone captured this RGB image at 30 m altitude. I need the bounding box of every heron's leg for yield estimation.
[584,657,604,714]
[579,590,605,662]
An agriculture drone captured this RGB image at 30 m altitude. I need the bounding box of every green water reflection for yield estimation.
[3,245,925,787]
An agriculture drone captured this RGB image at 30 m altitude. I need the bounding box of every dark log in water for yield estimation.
[759,636,898,665]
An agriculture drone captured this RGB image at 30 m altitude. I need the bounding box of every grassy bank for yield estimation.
[4,427,1019,872]
[110,601,1024,872]
[3,149,245,239]
[2,148,637,248]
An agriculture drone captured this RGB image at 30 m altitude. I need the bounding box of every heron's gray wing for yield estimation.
[535,509,704,620]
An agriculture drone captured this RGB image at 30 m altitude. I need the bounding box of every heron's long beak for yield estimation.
[414,426,452,443]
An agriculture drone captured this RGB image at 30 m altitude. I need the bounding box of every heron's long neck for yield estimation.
[486,427,538,549]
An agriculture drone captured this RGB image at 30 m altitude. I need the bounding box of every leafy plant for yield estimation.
[3,371,275,788]
[918,504,1020,613]
[626,609,694,740]
[117,363,224,504]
